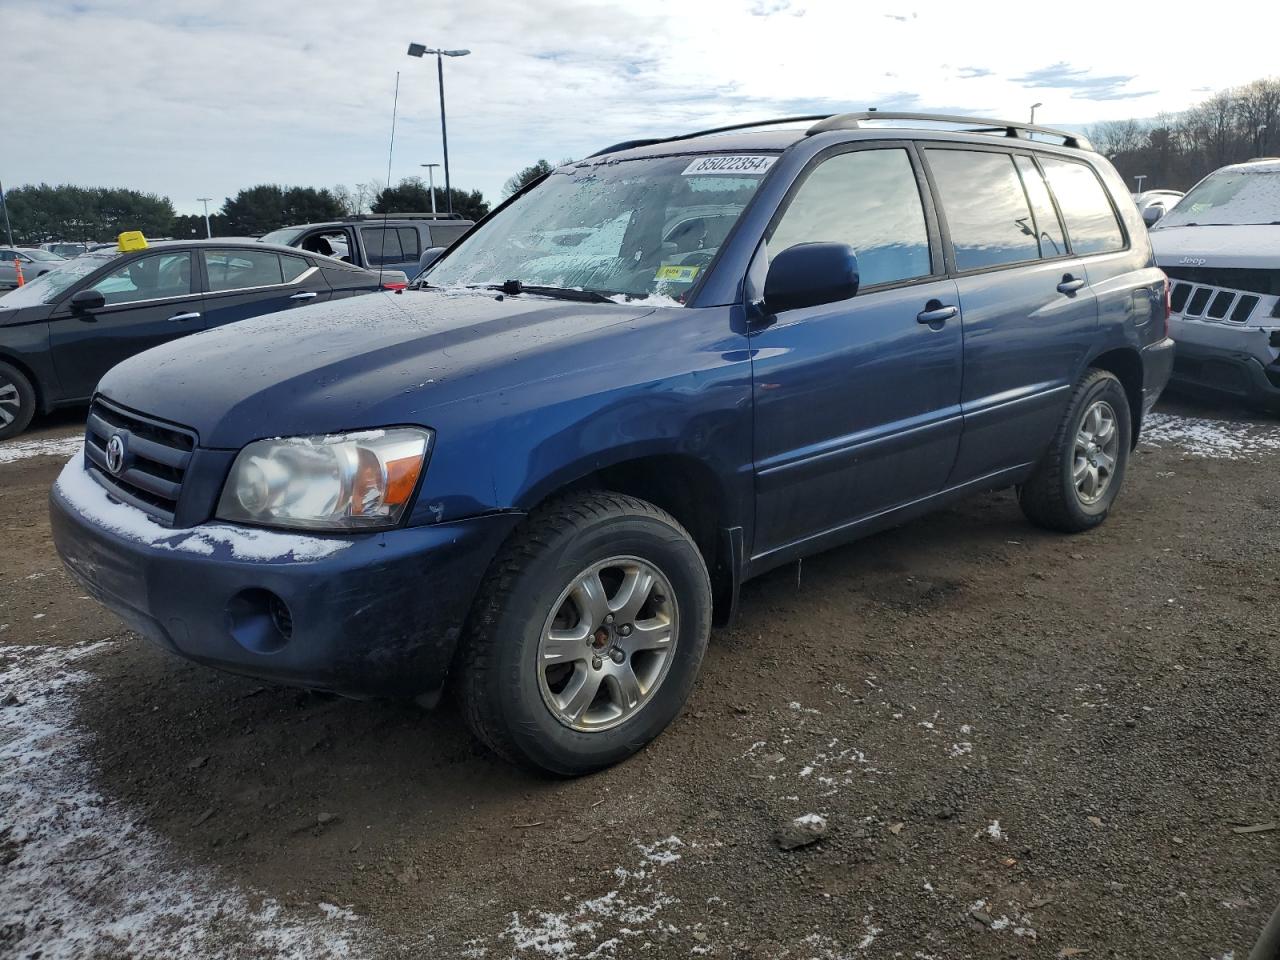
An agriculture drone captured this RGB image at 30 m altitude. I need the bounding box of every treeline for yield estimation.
[1088,77,1280,191]
[3,178,492,245]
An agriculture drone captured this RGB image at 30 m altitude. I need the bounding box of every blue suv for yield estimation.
[50,113,1174,774]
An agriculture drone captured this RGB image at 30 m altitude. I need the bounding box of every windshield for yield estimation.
[426,154,778,301]
[259,227,305,245]
[0,251,118,308]
[24,249,66,262]
[1160,167,1280,227]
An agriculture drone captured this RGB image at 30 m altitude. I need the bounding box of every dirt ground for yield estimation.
[1,396,1276,960]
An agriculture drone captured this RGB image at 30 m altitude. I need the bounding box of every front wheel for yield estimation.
[457,492,712,775]
[0,361,36,441]
[1019,369,1131,533]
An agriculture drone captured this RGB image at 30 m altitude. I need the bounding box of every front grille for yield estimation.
[1169,280,1263,324]
[84,398,197,526]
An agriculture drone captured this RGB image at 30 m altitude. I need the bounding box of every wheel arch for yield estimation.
[1087,346,1144,447]
[0,350,47,413]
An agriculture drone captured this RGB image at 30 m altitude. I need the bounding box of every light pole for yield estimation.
[407,43,470,216]
[1134,174,1147,193]
[196,197,213,238]
[420,162,441,215]
[1030,102,1043,124]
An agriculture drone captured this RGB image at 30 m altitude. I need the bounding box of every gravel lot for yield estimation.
[1,397,1276,960]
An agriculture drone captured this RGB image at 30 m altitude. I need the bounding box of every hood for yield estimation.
[1150,224,1280,270]
[99,289,656,448]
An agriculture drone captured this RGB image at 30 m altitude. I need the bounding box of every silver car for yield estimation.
[0,247,67,289]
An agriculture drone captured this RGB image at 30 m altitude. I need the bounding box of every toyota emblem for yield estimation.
[105,434,126,475]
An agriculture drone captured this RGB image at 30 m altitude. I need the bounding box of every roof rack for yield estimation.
[346,212,469,221]
[587,111,1092,160]
[806,112,1092,150]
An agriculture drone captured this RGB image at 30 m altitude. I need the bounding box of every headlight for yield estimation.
[216,427,432,531]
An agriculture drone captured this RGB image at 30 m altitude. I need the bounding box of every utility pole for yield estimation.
[196,197,213,238]
[407,44,471,216]
[0,179,14,249]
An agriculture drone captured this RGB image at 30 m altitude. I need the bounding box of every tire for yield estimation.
[0,361,36,441]
[1019,369,1131,533]
[458,491,712,775]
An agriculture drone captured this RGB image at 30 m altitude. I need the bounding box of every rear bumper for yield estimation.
[50,466,521,700]
[1140,337,1175,416]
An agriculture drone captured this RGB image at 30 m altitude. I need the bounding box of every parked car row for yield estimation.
[0,236,405,439]
[48,111,1175,774]
[1,246,68,289]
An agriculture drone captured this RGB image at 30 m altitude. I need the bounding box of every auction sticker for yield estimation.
[655,264,700,283]
[682,155,777,176]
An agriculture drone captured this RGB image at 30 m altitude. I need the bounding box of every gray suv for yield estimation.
[259,215,474,279]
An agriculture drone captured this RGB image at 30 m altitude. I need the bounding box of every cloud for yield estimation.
[1012,61,1152,101]
[957,66,994,79]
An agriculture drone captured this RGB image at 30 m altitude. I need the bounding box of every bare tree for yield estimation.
[1235,78,1280,157]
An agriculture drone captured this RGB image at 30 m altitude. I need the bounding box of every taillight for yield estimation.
[1162,274,1172,338]
[382,281,408,292]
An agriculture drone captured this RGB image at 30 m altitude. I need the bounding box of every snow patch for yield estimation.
[1141,413,1280,461]
[54,452,349,562]
[0,435,83,464]
[0,642,369,959]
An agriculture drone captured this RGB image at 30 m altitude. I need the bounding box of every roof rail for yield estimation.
[587,116,831,158]
[806,112,1092,150]
[348,212,468,221]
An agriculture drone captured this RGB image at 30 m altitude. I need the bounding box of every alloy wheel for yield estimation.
[1073,399,1119,505]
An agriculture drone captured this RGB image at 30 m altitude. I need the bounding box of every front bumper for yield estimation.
[50,468,521,700]
[1167,317,1280,410]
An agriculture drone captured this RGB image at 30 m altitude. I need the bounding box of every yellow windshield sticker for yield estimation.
[655,264,699,283]
[117,231,148,252]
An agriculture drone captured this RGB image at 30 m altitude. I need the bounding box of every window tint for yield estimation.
[926,149,1040,271]
[397,227,421,259]
[89,252,194,305]
[280,254,310,282]
[203,250,285,291]
[427,223,470,248]
[0,251,16,262]
[1039,157,1124,255]
[1013,156,1067,258]
[769,148,930,288]
[362,227,405,265]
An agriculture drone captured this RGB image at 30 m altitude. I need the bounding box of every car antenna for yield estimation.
[378,71,401,291]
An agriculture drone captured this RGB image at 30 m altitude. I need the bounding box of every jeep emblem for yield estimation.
[105,434,126,475]
[1179,256,1207,266]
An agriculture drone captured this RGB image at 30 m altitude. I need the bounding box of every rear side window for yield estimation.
[1013,156,1067,258]
[397,227,421,259]
[427,223,470,248]
[280,254,310,282]
[204,250,285,291]
[926,149,1039,271]
[1039,157,1125,255]
[361,227,405,265]
[768,148,931,288]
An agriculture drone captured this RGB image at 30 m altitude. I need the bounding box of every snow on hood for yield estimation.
[1150,224,1280,270]
[54,451,350,562]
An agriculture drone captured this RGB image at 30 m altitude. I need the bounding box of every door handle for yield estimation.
[167,312,201,322]
[290,291,318,301]
[917,303,958,326]
[1057,274,1086,294]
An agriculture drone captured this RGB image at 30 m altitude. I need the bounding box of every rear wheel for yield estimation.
[0,361,36,441]
[1019,369,1131,533]
[458,491,712,775]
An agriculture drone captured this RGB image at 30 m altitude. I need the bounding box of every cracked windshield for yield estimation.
[426,154,777,301]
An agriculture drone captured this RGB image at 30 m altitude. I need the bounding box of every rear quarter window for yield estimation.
[1039,157,1125,256]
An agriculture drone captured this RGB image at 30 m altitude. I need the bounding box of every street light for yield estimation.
[1134,174,1147,193]
[407,43,471,216]
[196,197,213,238]
[420,162,441,215]
[1030,102,1043,123]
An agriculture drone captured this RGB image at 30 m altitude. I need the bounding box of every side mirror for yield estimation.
[1142,204,1165,227]
[70,289,106,312]
[418,247,447,273]
[763,242,860,313]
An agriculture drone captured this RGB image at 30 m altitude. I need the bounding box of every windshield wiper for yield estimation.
[488,280,614,303]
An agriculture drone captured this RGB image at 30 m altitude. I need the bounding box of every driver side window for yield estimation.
[768,148,932,289]
[89,252,194,306]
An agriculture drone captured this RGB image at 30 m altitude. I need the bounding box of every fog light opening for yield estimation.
[226,588,293,654]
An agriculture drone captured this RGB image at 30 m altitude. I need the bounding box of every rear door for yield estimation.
[359,225,421,277]
[922,146,1099,484]
[198,248,331,330]
[749,144,964,560]
[48,250,202,398]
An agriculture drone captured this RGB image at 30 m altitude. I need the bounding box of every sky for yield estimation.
[6,0,1277,215]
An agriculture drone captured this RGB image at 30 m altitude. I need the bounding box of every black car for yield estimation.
[0,239,403,439]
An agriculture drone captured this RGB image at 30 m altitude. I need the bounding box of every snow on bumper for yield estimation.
[49,452,522,699]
